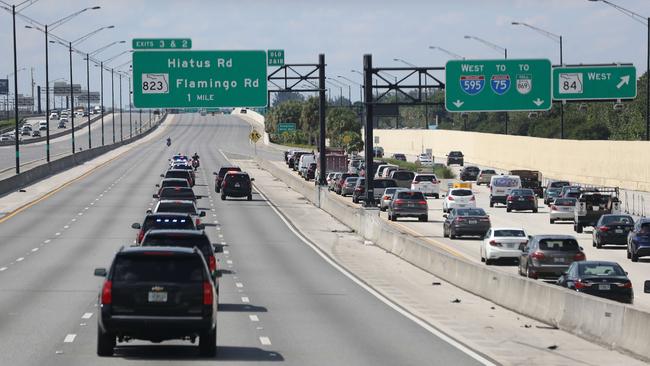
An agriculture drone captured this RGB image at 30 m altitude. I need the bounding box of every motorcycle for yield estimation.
[191,158,200,171]
[166,138,171,147]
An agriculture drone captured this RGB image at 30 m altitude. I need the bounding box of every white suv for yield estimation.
[443,188,476,213]
[411,174,440,198]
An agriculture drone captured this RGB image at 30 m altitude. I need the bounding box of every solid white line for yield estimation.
[249,315,259,322]
[223,250,229,254]
[78,213,83,216]
[63,334,76,343]
[63,225,69,229]
[252,184,496,366]
[81,312,93,320]
[71,218,76,222]
[259,336,272,346]
[44,239,50,244]
[16,257,24,262]
[241,296,250,303]
[31,248,39,252]
[0,267,7,271]
[226,260,233,265]
[235,282,243,288]
[55,232,61,236]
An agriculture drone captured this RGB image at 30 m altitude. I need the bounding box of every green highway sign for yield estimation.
[132,38,192,49]
[553,65,636,101]
[445,59,552,112]
[132,50,268,108]
[268,49,285,66]
[278,122,296,132]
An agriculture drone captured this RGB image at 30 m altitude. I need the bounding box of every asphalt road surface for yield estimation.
[0,113,484,365]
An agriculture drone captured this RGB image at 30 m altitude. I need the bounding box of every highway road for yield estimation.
[0,114,484,365]
[0,113,157,174]
[320,161,650,312]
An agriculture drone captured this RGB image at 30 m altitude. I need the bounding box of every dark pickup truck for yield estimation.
[509,170,543,197]
[573,187,621,233]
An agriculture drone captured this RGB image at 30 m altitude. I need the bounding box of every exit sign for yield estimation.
[132,38,192,50]
[268,50,285,66]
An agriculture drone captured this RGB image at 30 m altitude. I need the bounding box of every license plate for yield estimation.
[234,183,241,187]
[408,203,415,207]
[148,292,168,302]
[598,284,611,291]
[518,198,525,201]
[615,229,623,234]
[553,257,565,263]
[592,205,599,211]
[506,243,514,249]
[468,220,477,225]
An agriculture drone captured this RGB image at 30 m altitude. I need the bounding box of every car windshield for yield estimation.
[346,177,358,184]
[512,189,534,196]
[384,188,398,195]
[456,208,486,217]
[219,167,241,177]
[494,229,526,237]
[374,180,397,189]
[414,175,437,182]
[481,170,496,174]
[579,263,626,277]
[392,171,415,180]
[551,181,571,188]
[449,152,462,157]
[640,223,650,234]
[538,239,579,251]
[157,202,196,215]
[142,235,211,258]
[554,198,577,206]
[601,215,633,225]
[465,167,479,172]
[113,256,204,283]
[396,191,425,200]
[450,189,472,196]
[162,180,189,188]
[143,217,194,232]
[166,171,189,179]
[226,174,250,183]
[351,160,361,168]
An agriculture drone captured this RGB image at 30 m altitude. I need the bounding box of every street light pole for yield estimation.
[86,53,91,149]
[12,5,19,174]
[428,46,464,60]
[69,41,75,154]
[119,72,123,141]
[100,62,104,145]
[111,68,115,143]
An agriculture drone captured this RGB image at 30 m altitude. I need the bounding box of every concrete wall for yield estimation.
[0,113,167,198]
[258,157,650,362]
[372,129,650,192]
[232,108,269,145]
[0,113,106,147]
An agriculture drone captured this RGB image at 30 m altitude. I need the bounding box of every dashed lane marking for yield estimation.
[0,267,7,271]
[249,315,259,322]
[63,334,76,343]
[235,282,243,288]
[259,337,272,346]
[241,297,250,303]
[16,257,24,262]
[81,313,93,320]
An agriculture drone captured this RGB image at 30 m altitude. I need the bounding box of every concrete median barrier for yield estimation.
[0,113,167,198]
[257,156,650,361]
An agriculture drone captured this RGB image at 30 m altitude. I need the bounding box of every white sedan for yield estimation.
[442,188,476,213]
[480,228,529,265]
[416,153,433,166]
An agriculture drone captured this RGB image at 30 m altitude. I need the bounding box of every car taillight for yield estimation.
[550,205,557,210]
[203,281,213,305]
[455,217,465,222]
[101,280,112,304]
[507,196,514,201]
[208,256,216,272]
[617,281,633,288]
[448,196,455,201]
[574,280,587,289]
[598,226,610,232]
[470,196,476,201]
[418,200,427,205]
[531,251,545,260]
[527,196,535,201]
[489,240,501,247]
[137,230,144,243]
[574,252,586,261]
[394,199,405,205]
[196,218,201,226]
[383,195,390,200]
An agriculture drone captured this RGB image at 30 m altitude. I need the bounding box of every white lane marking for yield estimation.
[259,336,272,346]
[81,313,93,320]
[31,248,39,252]
[223,250,229,254]
[90,202,94,206]
[95,198,99,201]
[63,225,69,229]
[235,282,243,288]
[55,232,61,236]
[218,234,224,238]
[16,257,24,262]
[71,218,76,222]
[0,267,7,271]
[44,239,51,244]
[63,334,76,343]
[252,181,498,366]
[249,315,259,322]
[241,297,250,303]
[84,207,89,210]
[78,213,83,216]
[226,260,233,265]
[212,214,217,217]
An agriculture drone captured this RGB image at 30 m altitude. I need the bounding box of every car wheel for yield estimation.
[434,194,439,199]
[199,328,217,357]
[97,327,115,357]
[215,187,220,193]
[443,226,449,238]
[489,201,494,208]
[391,214,398,221]
[533,208,538,213]
[485,258,493,265]
[632,252,639,262]
[596,239,602,249]
[352,196,358,204]
[247,194,252,201]
[592,239,597,247]
[526,266,536,279]
[221,194,226,201]
[449,228,456,239]
[419,215,428,222]
[550,218,555,224]
[506,206,512,213]
[575,224,583,233]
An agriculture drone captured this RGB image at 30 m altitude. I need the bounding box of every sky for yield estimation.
[1,0,648,104]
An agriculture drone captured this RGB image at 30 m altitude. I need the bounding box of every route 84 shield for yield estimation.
[516,74,532,95]
[460,75,485,96]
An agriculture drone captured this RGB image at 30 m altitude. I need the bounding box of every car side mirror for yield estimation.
[155,184,160,187]
[160,174,164,178]
[131,223,141,229]
[527,235,533,240]
[443,214,448,218]
[152,194,159,198]
[213,244,223,253]
[213,172,218,175]
[195,195,203,199]
[644,280,650,294]
[250,178,255,181]
[579,246,584,251]
[200,211,206,217]
[196,223,205,230]
[94,268,107,277]
[146,209,152,214]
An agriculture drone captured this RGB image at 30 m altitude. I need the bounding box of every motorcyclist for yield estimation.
[191,152,200,171]
[166,137,171,146]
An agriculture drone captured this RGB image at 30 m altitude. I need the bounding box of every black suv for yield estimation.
[213,166,241,192]
[446,151,464,166]
[131,213,203,244]
[154,187,199,202]
[95,246,218,357]
[161,169,194,187]
[459,166,480,181]
[221,171,254,200]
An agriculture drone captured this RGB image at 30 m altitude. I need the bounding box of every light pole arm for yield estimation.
[72,25,113,46]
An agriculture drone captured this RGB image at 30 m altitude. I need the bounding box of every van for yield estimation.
[489,175,522,207]
[375,164,398,178]
[298,154,315,177]
[39,121,48,131]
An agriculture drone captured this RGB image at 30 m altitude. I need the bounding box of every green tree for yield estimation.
[300,97,320,145]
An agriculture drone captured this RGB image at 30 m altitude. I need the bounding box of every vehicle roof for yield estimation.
[161,178,188,182]
[145,212,193,218]
[491,227,526,231]
[532,234,577,240]
[225,171,249,176]
[145,229,206,237]
[219,166,240,170]
[158,199,195,204]
[576,260,621,266]
[119,246,197,256]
